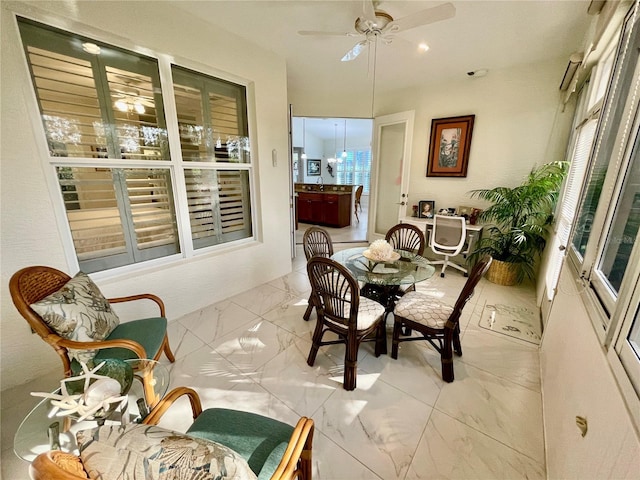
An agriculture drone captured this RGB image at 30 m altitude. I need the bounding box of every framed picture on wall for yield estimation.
[426,114,475,177]
[418,200,435,218]
[307,159,321,176]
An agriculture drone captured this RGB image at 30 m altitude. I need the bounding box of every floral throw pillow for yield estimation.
[76,424,257,480]
[30,272,119,363]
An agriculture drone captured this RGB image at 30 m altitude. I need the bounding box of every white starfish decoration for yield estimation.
[31,361,128,422]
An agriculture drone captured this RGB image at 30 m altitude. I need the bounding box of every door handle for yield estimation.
[396,201,406,205]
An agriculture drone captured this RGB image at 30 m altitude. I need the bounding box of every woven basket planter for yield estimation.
[485,259,520,286]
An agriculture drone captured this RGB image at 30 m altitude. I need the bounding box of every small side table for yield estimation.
[14,359,170,462]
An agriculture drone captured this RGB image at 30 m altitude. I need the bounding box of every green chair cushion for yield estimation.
[186,408,294,479]
[70,317,167,371]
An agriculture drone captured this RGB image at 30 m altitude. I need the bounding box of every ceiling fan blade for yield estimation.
[298,30,359,37]
[384,2,456,33]
[361,0,377,23]
[341,40,368,62]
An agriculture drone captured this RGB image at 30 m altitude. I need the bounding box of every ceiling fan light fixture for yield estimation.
[114,99,128,112]
[133,102,146,114]
[355,10,393,34]
[82,42,101,55]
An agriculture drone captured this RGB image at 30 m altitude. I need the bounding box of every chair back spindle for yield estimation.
[385,223,426,255]
[303,227,334,260]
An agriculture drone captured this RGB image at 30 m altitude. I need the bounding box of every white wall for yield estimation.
[379,59,574,214]
[0,1,291,390]
[540,265,640,478]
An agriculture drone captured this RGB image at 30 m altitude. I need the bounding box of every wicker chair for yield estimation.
[9,265,175,378]
[306,257,386,390]
[29,387,314,480]
[391,256,492,382]
[302,227,334,321]
[354,185,363,222]
[385,223,426,296]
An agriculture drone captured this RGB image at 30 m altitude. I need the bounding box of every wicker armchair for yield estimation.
[9,265,175,377]
[29,387,314,480]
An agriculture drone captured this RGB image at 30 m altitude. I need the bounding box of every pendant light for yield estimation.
[301,118,307,160]
[327,123,338,164]
[341,119,348,159]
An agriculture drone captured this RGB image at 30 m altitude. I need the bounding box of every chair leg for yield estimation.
[344,336,358,390]
[162,334,176,363]
[300,430,314,480]
[391,319,402,359]
[303,294,314,321]
[306,321,324,367]
[453,323,462,356]
[441,355,454,382]
[440,257,449,277]
[441,330,455,382]
[374,320,387,356]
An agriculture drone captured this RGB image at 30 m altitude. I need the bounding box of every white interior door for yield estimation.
[368,111,414,240]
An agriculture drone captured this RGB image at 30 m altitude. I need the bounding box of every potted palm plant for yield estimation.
[468,161,568,285]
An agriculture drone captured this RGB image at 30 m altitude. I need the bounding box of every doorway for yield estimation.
[291,116,373,244]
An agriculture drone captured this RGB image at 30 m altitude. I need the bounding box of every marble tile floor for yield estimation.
[1,246,545,479]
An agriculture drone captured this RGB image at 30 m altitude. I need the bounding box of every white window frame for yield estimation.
[566,2,640,339]
[562,1,640,423]
[14,13,259,279]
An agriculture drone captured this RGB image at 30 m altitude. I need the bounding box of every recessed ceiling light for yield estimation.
[418,43,430,52]
[82,42,101,55]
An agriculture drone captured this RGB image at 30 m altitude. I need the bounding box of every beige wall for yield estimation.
[0,1,291,390]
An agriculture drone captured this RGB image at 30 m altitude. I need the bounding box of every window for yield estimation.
[568,3,640,325]
[18,18,253,273]
[562,3,640,410]
[336,149,372,193]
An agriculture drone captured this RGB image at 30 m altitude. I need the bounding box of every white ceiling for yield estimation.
[172,0,595,139]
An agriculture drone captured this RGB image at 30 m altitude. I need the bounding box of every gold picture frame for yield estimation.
[427,115,475,177]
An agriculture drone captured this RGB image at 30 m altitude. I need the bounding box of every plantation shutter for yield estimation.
[26,46,106,158]
[185,169,251,249]
[123,169,178,251]
[57,167,179,272]
[58,167,127,260]
[218,170,251,236]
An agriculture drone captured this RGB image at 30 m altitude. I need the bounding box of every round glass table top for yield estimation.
[331,247,435,286]
[14,359,170,461]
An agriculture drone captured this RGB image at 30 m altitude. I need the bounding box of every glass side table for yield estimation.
[14,359,170,462]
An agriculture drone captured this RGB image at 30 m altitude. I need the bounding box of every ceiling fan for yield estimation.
[110,78,156,114]
[298,1,456,62]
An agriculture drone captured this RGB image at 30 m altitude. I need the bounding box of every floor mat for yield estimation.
[478,300,541,345]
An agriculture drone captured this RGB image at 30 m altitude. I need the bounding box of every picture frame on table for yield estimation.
[307,159,321,176]
[426,114,475,177]
[418,200,435,219]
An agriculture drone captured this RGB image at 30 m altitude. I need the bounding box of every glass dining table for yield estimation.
[330,246,435,314]
[13,359,171,462]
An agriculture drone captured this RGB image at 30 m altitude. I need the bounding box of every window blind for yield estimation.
[546,119,597,300]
